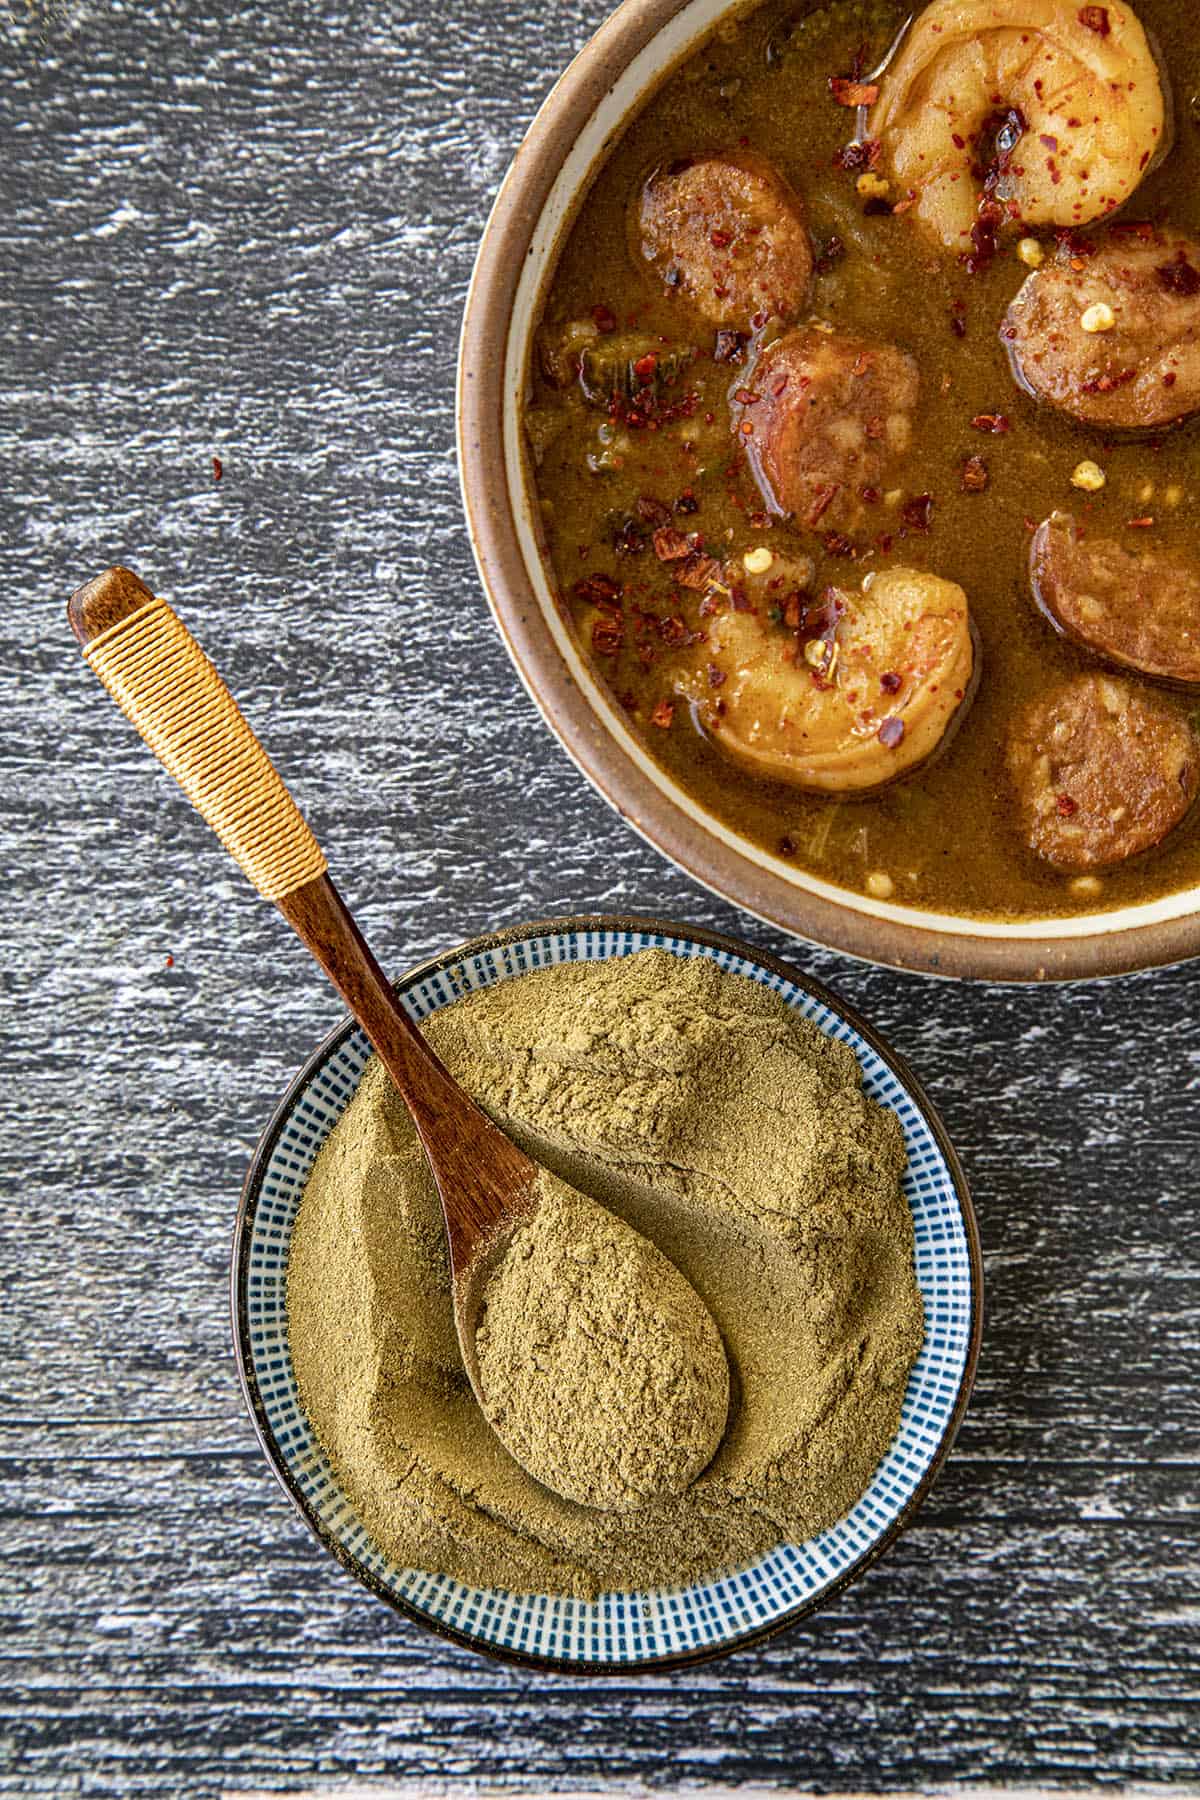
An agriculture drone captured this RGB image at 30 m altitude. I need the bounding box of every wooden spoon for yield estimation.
[68,566,728,1509]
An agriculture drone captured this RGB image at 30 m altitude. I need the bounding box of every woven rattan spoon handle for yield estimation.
[67,566,536,1285]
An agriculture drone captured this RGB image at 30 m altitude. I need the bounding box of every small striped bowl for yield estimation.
[233,916,982,1672]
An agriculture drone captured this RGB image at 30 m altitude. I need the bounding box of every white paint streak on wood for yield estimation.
[227,1790,1200,1800]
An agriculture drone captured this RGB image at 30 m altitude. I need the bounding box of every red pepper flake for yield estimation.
[165,954,175,968]
[574,573,621,606]
[860,485,882,506]
[212,456,223,482]
[1083,367,1138,395]
[1077,5,1110,34]
[1157,254,1200,298]
[822,530,856,558]
[829,76,879,106]
[709,228,732,249]
[611,385,700,432]
[1111,220,1156,240]
[1126,516,1155,529]
[880,671,902,694]
[730,584,752,612]
[877,716,905,748]
[637,495,672,527]
[833,139,883,174]
[674,489,700,514]
[650,698,675,729]
[1040,133,1059,151]
[612,518,645,556]
[1055,228,1098,259]
[591,303,617,333]
[713,329,747,364]
[675,553,722,590]
[632,352,658,385]
[961,454,989,493]
[733,387,760,406]
[902,493,934,532]
[965,191,1005,275]
[1056,793,1079,817]
[971,412,1011,433]
[653,526,691,561]
[591,616,624,655]
[707,663,727,688]
[808,482,841,526]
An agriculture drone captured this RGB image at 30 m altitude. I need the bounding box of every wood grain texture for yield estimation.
[1,0,1197,1794]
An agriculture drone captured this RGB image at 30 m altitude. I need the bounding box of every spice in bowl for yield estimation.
[286,950,924,1598]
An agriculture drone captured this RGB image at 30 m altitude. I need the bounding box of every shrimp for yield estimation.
[867,0,1168,256]
[684,567,976,792]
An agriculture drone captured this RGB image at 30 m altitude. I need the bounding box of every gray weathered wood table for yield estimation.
[3,0,1197,1793]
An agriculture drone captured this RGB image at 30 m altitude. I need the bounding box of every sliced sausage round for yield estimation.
[1032,513,1200,689]
[1004,230,1200,433]
[1007,673,1198,871]
[634,152,813,329]
[737,328,920,535]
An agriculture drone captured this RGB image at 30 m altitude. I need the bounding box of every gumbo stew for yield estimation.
[523,0,1200,920]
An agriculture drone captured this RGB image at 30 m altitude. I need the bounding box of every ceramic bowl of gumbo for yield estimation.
[458,0,1200,981]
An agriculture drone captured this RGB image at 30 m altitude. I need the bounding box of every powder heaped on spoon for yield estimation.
[473,1169,729,1511]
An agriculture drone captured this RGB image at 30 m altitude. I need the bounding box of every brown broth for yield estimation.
[525,0,1200,921]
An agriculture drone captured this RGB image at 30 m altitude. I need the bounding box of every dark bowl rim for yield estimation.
[455,0,1200,984]
[231,910,984,1677]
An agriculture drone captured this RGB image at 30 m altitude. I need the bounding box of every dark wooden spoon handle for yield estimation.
[277,873,533,1263]
[68,565,528,1270]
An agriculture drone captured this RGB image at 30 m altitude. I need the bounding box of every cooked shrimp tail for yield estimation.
[868,0,1169,257]
[686,567,977,794]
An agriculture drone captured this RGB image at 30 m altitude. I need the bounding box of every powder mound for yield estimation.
[475,1172,729,1512]
[287,949,925,1599]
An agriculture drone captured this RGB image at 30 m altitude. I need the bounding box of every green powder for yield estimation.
[475,1169,729,1511]
[286,949,924,1599]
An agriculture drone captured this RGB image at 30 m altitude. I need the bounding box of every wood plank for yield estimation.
[1,0,1197,1791]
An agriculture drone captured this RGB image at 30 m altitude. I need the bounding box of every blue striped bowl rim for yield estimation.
[234,917,981,1672]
